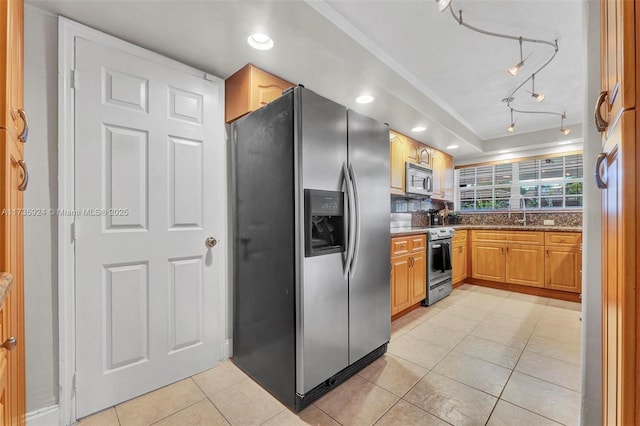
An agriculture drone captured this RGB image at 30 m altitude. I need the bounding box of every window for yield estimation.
[456,153,583,211]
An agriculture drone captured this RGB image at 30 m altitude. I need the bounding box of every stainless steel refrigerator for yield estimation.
[232,86,390,411]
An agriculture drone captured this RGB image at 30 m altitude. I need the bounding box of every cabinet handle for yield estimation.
[18,160,29,191]
[594,91,608,132]
[595,152,607,189]
[17,109,29,143]
[2,337,17,351]
[546,249,549,258]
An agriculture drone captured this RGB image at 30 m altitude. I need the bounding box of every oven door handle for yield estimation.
[431,244,442,249]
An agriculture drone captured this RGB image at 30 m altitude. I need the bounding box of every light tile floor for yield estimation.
[78,284,582,426]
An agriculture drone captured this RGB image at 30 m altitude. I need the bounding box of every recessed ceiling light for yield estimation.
[356,95,374,104]
[247,33,274,50]
[411,126,426,132]
[498,150,510,154]
[446,145,459,150]
[558,141,573,145]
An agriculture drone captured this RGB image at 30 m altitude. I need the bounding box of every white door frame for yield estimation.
[57,17,228,425]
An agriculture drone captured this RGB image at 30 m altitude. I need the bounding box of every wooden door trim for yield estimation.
[57,18,228,424]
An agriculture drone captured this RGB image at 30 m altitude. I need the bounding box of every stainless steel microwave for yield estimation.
[405,162,433,196]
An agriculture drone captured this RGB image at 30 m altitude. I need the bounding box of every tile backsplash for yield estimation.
[456,211,582,227]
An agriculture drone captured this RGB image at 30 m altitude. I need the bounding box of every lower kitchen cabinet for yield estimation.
[544,232,582,293]
[471,242,505,282]
[471,231,545,287]
[390,235,426,317]
[505,244,545,288]
[452,230,468,285]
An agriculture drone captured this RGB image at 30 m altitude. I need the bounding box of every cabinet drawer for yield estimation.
[391,234,426,256]
[471,230,543,244]
[452,230,467,242]
[545,232,582,246]
[409,235,426,252]
[391,238,410,256]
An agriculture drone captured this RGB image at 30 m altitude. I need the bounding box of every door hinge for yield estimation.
[72,372,77,396]
[70,70,77,89]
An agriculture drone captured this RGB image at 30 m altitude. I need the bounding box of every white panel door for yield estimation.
[74,37,223,418]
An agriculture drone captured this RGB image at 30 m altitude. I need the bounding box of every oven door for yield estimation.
[428,238,453,283]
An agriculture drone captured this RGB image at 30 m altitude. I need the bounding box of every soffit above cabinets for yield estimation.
[27,0,584,159]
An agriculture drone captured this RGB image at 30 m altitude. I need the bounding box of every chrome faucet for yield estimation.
[516,198,527,226]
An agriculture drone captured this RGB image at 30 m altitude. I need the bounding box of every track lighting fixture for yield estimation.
[508,38,526,76]
[507,108,516,132]
[529,74,545,102]
[435,1,567,134]
[435,0,452,13]
[560,113,571,135]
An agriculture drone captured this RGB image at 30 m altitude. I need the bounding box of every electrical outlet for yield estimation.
[544,219,555,226]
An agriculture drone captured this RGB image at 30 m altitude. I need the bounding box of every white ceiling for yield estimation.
[27,0,586,160]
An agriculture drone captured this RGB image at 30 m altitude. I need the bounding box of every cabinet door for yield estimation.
[600,0,635,134]
[452,242,467,284]
[391,255,411,315]
[471,242,505,282]
[0,302,8,426]
[1,0,24,135]
[390,133,406,193]
[0,128,25,425]
[545,246,581,293]
[442,153,454,201]
[431,149,443,198]
[505,244,545,287]
[410,253,426,305]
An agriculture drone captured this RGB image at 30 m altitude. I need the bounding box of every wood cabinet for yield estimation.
[471,230,545,287]
[390,235,426,316]
[224,63,294,123]
[389,131,407,193]
[452,230,468,285]
[598,0,637,421]
[0,0,25,423]
[389,130,437,194]
[544,232,582,294]
[431,148,454,201]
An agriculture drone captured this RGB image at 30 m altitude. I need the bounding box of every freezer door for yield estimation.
[297,88,350,394]
[347,109,391,363]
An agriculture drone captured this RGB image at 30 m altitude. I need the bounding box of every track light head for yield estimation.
[507,109,516,132]
[532,92,545,102]
[508,62,523,76]
[559,112,571,135]
[435,0,451,12]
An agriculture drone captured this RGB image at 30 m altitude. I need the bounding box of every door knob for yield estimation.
[2,337,17,351]
[205,237,218,248]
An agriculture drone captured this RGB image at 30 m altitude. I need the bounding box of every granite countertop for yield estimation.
[0,272,13,307]
[391,224,582,236]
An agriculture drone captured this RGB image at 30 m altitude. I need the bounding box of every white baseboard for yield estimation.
[224,338,233,358]
[27,405,60,426]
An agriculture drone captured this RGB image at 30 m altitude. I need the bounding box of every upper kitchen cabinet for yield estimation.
[389,130,407,194]
[431,148,453,201]
[596,0,635,144]
[225,64,294,123]
[389,130,435,195]
[0,0,24,141]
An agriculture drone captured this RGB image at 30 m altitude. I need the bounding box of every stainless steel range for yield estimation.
[424,227,454,306]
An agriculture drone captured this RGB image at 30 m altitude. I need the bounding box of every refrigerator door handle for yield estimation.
[348,163,361,279]
[342,162,355,279]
